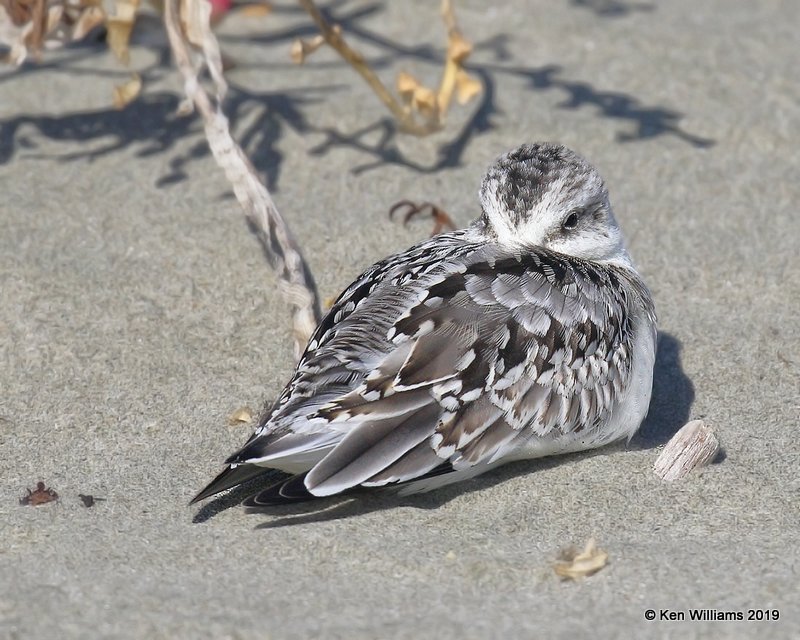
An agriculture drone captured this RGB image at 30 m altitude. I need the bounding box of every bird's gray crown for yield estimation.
[479,143,605,227]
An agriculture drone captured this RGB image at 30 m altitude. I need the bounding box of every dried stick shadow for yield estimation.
[307,58,713,175]
[158,84,331,190]
[297,1,712,171]
[1,0,713,182]
[570,0,655,17]
[0,92,189,165]
[0,83,333,192]
[308,66,498,175]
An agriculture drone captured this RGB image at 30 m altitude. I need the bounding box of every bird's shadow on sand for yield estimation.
[192,330,694,527]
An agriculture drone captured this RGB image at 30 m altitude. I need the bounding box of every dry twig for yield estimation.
[653,419,720,481]
[389,200,457,237]
[294,0,480,135]
[164,0,321,360]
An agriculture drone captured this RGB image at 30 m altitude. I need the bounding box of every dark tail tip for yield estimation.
[243,472,317,508]
[190,463,273,505]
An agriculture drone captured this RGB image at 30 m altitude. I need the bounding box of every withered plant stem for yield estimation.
[164,0,321,360]
[296,0,440,135]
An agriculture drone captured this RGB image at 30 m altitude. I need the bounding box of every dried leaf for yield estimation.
[455,69,481,105]
[553,538,608,580]
[19,481,59,506]
[112,72,142,108]
[24,0,47,54]
[228,406,254,425]
[289,38,304,63]
[0,4,31,65]
[654,419,720,481]
[239,1,271,17]
[1,0,33,25]
[290,33,324,64]
[44,4,62,35]
[412,85,437,118]
[396,71,418,102]
[72,5,106,41]
[1,0,108,63]
[447,31,472,63]
[106,0,140,64]
[389,200,456,237]
[176,96,194,116]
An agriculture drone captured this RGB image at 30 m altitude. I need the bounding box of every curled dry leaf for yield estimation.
[19,481,59,506]
[396,70,418,103]
[290,33,324,64]
[395,71,442,120]
[455,69,481,105]
[228,406,254,426]
[553,538,609,580]
[291,24,338,65]
[446,31,472,63]
[389,200,457,237]
[653,419,720,482]
[112,71,141,108]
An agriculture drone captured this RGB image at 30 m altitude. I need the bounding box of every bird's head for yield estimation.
[478,143,630,265]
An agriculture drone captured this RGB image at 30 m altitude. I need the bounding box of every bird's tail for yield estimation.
[189,463,277,504]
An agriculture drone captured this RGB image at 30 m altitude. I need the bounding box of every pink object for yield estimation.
[209,0,233,22]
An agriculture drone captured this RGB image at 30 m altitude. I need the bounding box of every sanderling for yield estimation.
[192,143,657,507]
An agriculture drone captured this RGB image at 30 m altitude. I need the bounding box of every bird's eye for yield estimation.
[562,208,583,230]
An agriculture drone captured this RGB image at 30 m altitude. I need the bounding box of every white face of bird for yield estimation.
[478,144,630,265]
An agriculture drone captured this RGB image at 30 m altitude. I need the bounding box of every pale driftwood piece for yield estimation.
[163,0,321,361]
[653,419,720,481]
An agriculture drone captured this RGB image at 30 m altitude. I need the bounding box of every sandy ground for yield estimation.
[1,1,798,638]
